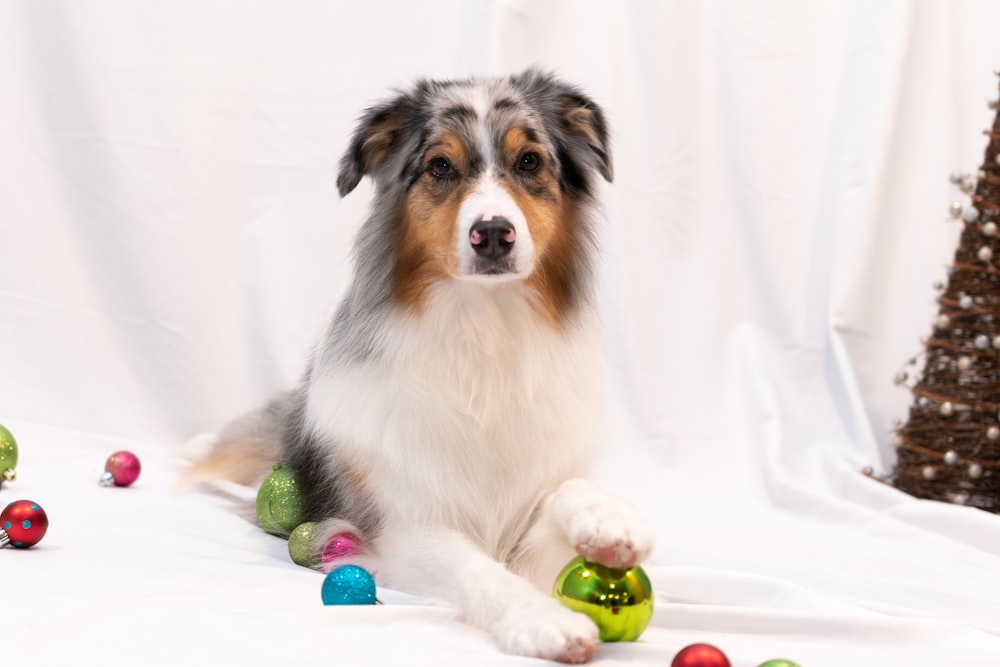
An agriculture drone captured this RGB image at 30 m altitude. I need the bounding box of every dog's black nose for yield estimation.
[470,217,516,259]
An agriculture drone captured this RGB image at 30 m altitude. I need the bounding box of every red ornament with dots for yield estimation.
[1,499,49,548]
[671,643,731,667]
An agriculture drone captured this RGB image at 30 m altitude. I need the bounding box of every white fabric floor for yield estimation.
[3,2,1000,665]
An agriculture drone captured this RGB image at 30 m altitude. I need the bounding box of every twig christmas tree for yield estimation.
[888,70,1000,513]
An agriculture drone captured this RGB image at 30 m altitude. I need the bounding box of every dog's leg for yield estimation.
[373,528,599,664]
[516,479,654,588]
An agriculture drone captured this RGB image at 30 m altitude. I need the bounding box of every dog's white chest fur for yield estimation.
[306,282,601,559]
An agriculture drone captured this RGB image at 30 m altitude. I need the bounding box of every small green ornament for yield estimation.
[553,555,653,642]
[0,424,18,482]
[288,521,321,567]
[255,464,306,537]
[757,661,802,667]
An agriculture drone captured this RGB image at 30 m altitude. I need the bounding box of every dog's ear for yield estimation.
[512,69,613,193]
[556,90,613,184]
[337,92,417,197]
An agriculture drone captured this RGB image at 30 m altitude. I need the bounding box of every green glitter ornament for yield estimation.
[757,661,802,667]
[553,555,653,642]
[0,424,18,482]
[288,521,321,567]
[255,464,306,537]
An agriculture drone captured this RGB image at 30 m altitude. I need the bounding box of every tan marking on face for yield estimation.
[501,127,577,325]
[522,199,583,326]
[394,133,471,310]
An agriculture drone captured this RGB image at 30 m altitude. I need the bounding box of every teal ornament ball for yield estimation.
[255,464,306,537]
[553,556,653,642]
[0,424,18,482]
[757,661,801,667]
[288,521,321,567]
[321,565,377,605]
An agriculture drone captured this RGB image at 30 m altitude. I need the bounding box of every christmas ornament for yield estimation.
[99,450,142,487]
[0,424,18,482]
[670,643,731,667]
[756,660,801,667]
[256,464,306,537]
[288,521,320,567]
[1,499,49,548]
[321,564,377,605]
[552,555,653,642]
[321,531,362,566]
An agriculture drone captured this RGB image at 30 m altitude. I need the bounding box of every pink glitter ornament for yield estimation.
[100,450,141,487]
[321,532,361,566]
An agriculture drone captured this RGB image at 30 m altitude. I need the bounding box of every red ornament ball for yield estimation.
[671,643,731,667]
[100,450,141,487]
[1,499,49,548]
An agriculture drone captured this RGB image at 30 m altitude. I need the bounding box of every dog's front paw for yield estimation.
[495,597,599,664]
[565,492,653,570]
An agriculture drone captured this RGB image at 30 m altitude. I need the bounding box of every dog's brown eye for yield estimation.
[429,157,456,178]
[517,152,541,172]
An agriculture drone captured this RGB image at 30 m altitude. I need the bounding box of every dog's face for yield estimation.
[337,70,612,317]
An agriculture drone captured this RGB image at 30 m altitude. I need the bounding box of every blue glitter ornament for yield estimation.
[321,565,377,605]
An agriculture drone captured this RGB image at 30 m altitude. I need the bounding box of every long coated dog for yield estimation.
[186,68,653,663]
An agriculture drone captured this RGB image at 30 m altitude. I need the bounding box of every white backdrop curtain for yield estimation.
[2,2,999,665]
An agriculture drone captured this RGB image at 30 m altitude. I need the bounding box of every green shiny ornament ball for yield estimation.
[553,555,653,642]
[757,661,801,667]
[288,521,321,567]
[0,424,18,482]
[256,464,306,537]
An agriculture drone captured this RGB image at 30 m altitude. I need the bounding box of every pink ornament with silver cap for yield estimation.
[100,450,142,487]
